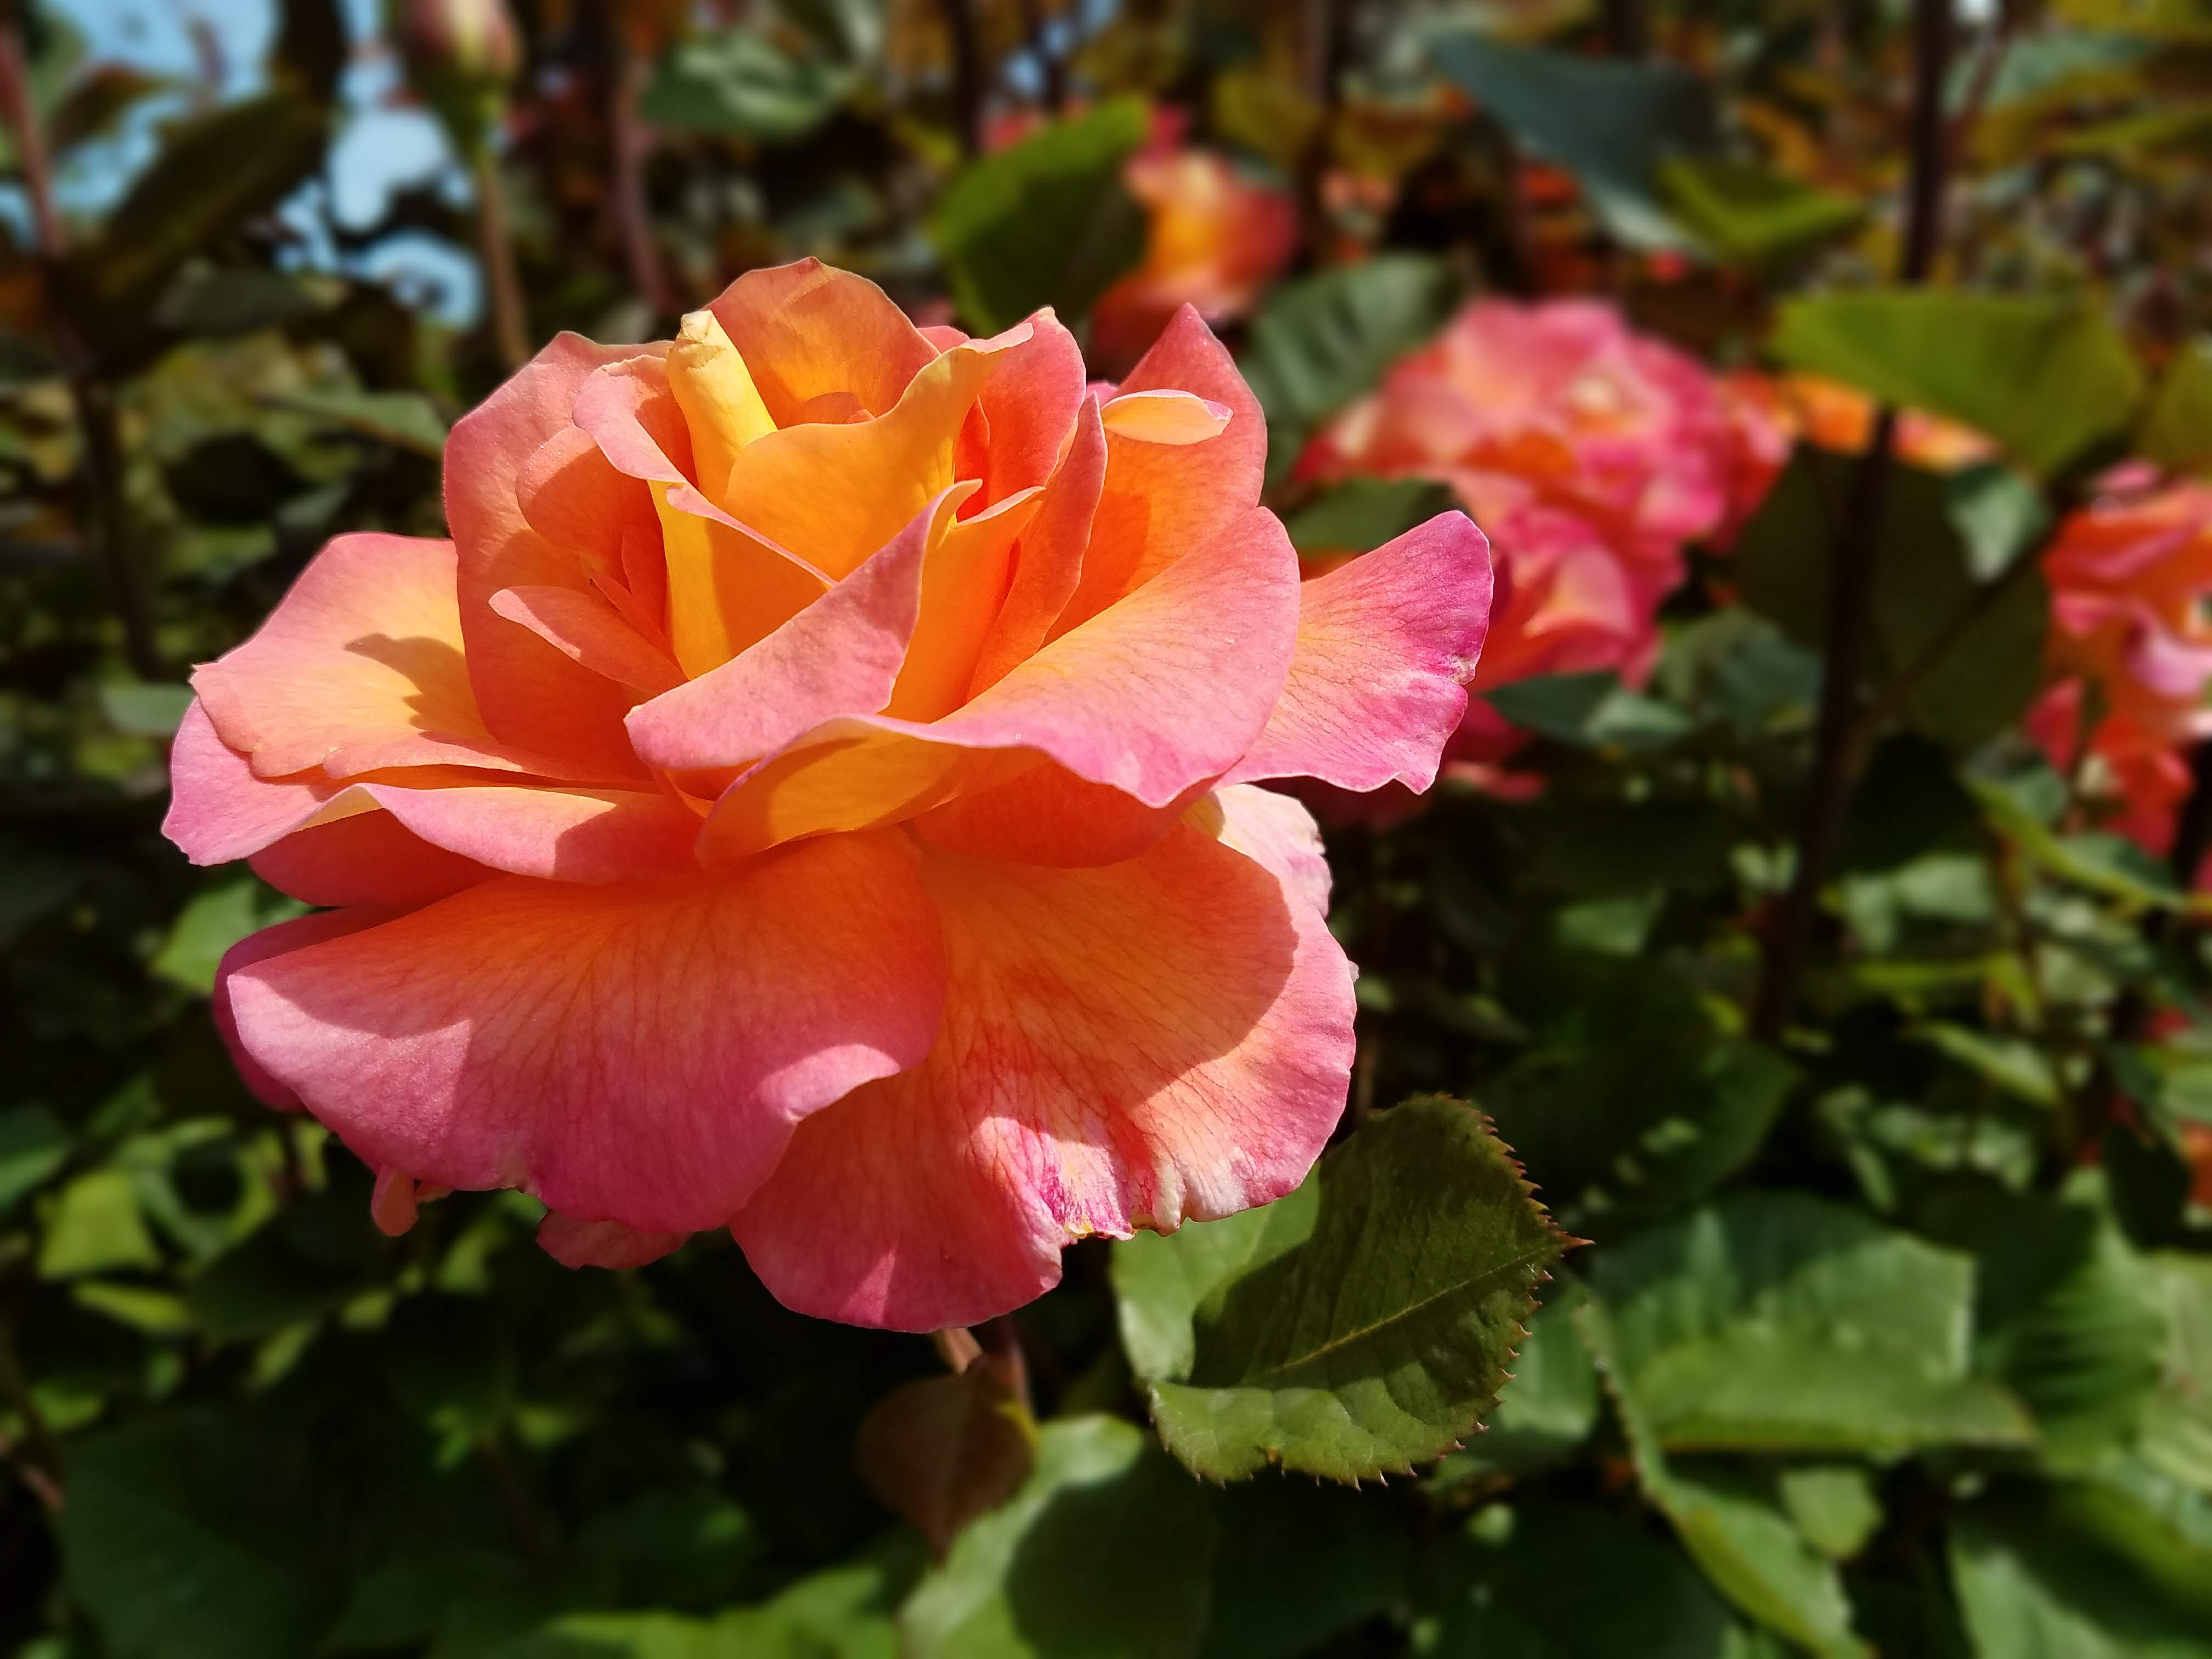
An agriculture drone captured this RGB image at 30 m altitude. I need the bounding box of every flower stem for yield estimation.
[1752,0,1952,1042]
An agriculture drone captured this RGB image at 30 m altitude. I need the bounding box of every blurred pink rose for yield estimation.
[1299,298,1755,805]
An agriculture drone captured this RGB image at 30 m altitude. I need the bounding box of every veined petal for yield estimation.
[695,505,1300,864]
[1226,514,1492,793]
[1056,306,1266,633]
[729,823,1355,1330]
[250,812,492,908]
[446,332,655,771]
[225,832,949,1232]
[1203,783,1333,913]
[213,909,398,1111]
[191,534,603,782]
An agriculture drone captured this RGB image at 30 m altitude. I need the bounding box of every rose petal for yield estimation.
[1056,306,1266,631]
[1226,512,1493,793]
[730,823,1355,1329]
[968,394,1106,696]
[1205,783,1332,913]
[446,332,656,771]
[489,585,684,696]
[191,534,603,782]
[695,505,1300,863]
[704,258,941,427]
[537,1211,690,1269]
[624,486,960,772]
[226,831,948,1232]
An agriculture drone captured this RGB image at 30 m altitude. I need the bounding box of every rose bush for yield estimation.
[163,259,1490,1331]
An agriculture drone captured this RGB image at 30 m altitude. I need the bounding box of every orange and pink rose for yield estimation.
[165,261,1489,1330]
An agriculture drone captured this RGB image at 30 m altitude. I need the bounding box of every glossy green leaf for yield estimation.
[1659,1465,1868,1659]
[900,1415,1217,1659]
[1241,255,1461,487]
[641,30,857,143]
[1483,672,1696,753]
[1426,32,1714,248]
[1283,477,1458,557]
[2141,337,2212,475]
[1952,1496,2212,1658]
[149,876,304,996]
[929,99,1148,334]
[1416,1499,1773,1659]
[1770,290,2143,475]
[1587,1193,2035,1455]
[1658,157,1863,265]
[1114,1097,1566,1481]
[59,1409,343,1659]
[1735,448,2049,751]
[1200,1476,1412,1659]
[0,1103,70,1212]
[1482,955,1796,1237]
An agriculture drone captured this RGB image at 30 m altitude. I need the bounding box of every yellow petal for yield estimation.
[666,309,777,505]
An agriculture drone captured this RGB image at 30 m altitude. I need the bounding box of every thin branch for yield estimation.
[0,5,63,255]
[0,1317,64,1515]
[470,144,531,372]
[1752,0,1953,1042]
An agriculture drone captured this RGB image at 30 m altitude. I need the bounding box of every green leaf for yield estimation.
[1735,448,2049,751]
[1952,1494,2212,1658]
[856,1357,1036,1555]
[188,1165,393,1340]
[1658,1465,1869,1659]
[1483,672,1696,753]
[1416,1499,1769,1659]
[640,29,857,143]
[929,99,1149,335]
[2141,337,2212,475]
[1909,1024,2063,1109]
[1199,1476,1412,1659]
[67,92,329,325]
[2052,0,2212,40]
[58,1409,343,1659]
[0,1103,70,1212]
[39,1167,160,1277]
[1282,477,1458,557]
[1241,255,1461,488]
[150,876,304,996]
[1587,1193,2035,1456]
[1425,32,1714,249]
[1657,156,1864,266]
[1429,1284,1601,1479]
[1770,290,2144,475]
[99,681,194,738]
[2141,1254,2212,1490]
[900,1415,1217,1659]
[1113,1097,1566,1481]
[1482,955,1796,1237]
[265,388,448,456]
[1778,1466,1884,1560]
